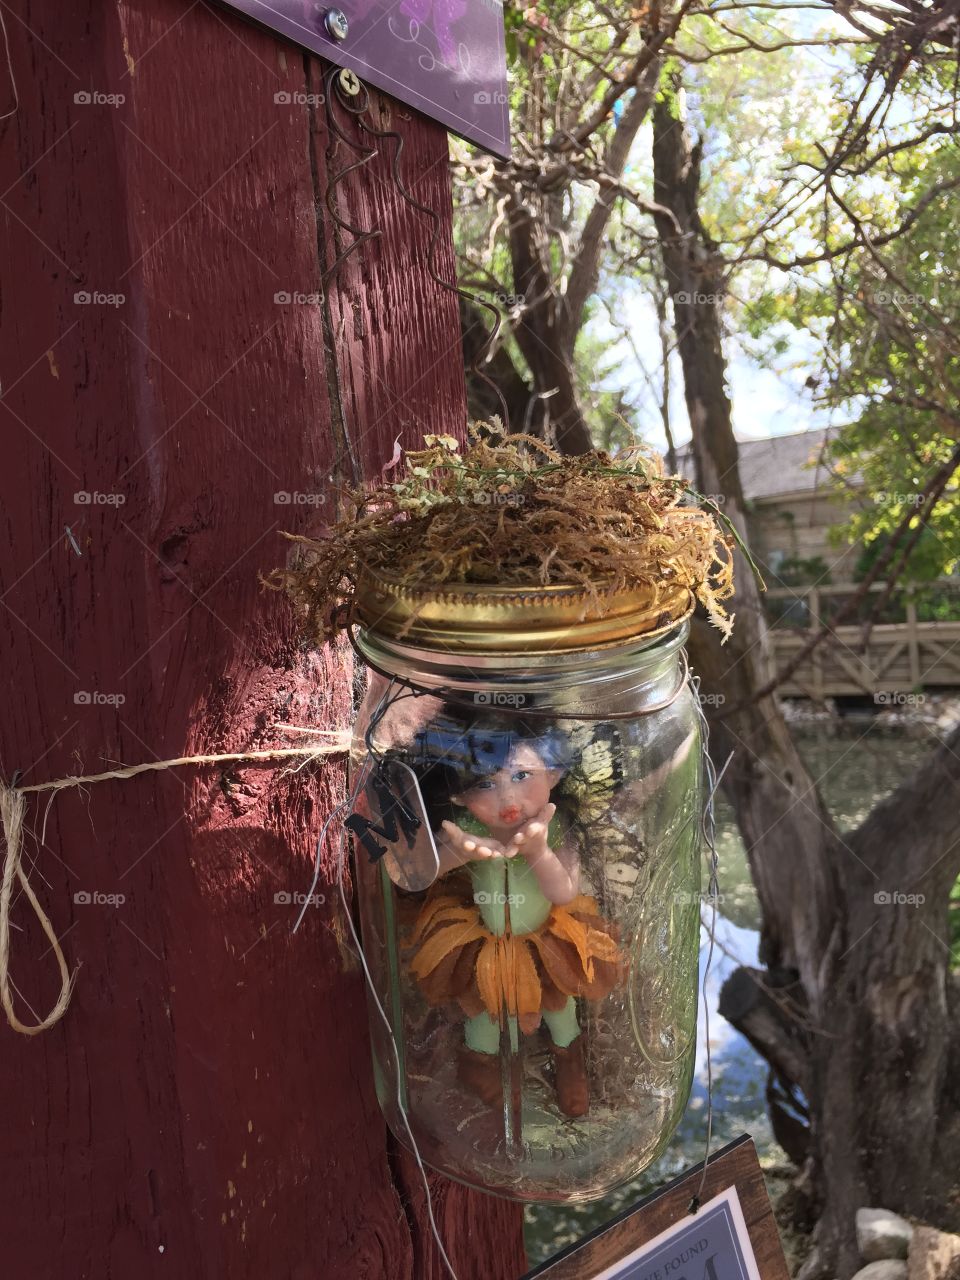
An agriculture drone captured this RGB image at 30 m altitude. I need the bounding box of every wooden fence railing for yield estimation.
[765,580,960,698]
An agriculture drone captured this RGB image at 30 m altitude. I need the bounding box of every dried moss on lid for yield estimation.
[268,425,736,643]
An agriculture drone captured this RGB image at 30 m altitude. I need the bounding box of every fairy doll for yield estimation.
[404,712,623,1117]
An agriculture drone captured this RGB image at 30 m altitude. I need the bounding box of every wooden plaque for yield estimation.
[523,1136,790,1280]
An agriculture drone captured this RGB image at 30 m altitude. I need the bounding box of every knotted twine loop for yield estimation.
[0,735,350,1036]
[0,785,75,1035]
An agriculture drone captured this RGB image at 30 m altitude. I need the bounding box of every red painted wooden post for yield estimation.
[0,4,525,1277]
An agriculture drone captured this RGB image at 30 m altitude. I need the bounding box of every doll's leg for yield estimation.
[459,1012,504,1104]
[465,1012,519,1053]
[542,998,580,1048]
[464,1012,500,1054]
[543,998,589,1118]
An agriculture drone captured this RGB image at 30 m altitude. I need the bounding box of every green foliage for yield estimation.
[854,523,960,587]
[455,2,960,567]
[727,52,960,572]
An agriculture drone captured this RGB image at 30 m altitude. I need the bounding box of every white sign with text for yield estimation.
[593,1187,764,1280]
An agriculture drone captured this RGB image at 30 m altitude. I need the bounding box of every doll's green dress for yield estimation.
[409,813,623,1058]
[459,811,579,1052]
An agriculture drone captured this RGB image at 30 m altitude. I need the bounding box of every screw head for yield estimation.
[338,68,361,96]
[324,7,349,41]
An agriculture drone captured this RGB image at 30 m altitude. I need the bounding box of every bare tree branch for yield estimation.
[547,0,699,154]
[564,59,663,346]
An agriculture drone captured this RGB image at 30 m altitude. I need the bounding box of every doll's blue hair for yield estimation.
[407,711,573,823]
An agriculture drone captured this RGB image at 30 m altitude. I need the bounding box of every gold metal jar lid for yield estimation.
[353,571,694,655]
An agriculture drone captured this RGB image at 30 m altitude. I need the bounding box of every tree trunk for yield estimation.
[651,77,839,984]
[651,72,960,1276]
[0,4,524,1277]
[505,194,594,452]
[809,734,960,1268]
[460,295,537,429]
[495,60,660,453]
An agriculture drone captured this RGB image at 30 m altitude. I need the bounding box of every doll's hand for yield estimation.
[439,820,508,869]
[507,803,556,861]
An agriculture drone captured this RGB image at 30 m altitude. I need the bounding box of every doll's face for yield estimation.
[451,742,560,831]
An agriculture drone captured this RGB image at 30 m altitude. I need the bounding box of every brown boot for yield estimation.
[457,1047,502,1105]
[553,1036,589,1117]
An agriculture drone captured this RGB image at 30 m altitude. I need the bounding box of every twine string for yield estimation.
[291,678,461,1279]
[0,786,74,1035]
[15,740,349,795]
[0,668,729,1266]
[0,735,349,1035]
[0,9,18,124]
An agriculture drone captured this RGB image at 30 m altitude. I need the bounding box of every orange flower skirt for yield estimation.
[407,871,624,1035]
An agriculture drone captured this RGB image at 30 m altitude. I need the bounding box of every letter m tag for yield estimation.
[346,758,440,892]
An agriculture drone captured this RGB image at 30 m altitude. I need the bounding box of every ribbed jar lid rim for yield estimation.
[353,570,695,656]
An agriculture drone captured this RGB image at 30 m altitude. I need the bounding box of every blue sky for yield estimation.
[591,287,838,455]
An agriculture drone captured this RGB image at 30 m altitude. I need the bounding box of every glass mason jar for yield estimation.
[348,578,702,1203]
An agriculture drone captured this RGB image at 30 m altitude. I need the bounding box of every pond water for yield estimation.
[523,719,940,1267]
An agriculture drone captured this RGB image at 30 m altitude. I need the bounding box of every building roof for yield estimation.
[677,428,842,501]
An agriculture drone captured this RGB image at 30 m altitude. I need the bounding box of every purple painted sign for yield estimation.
[218,0,510,157]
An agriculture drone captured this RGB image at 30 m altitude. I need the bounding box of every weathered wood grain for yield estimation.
[0,3,524,1277]
[307,57,471,471]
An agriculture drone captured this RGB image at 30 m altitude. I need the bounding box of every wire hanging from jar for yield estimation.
[688,678,733,1214]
